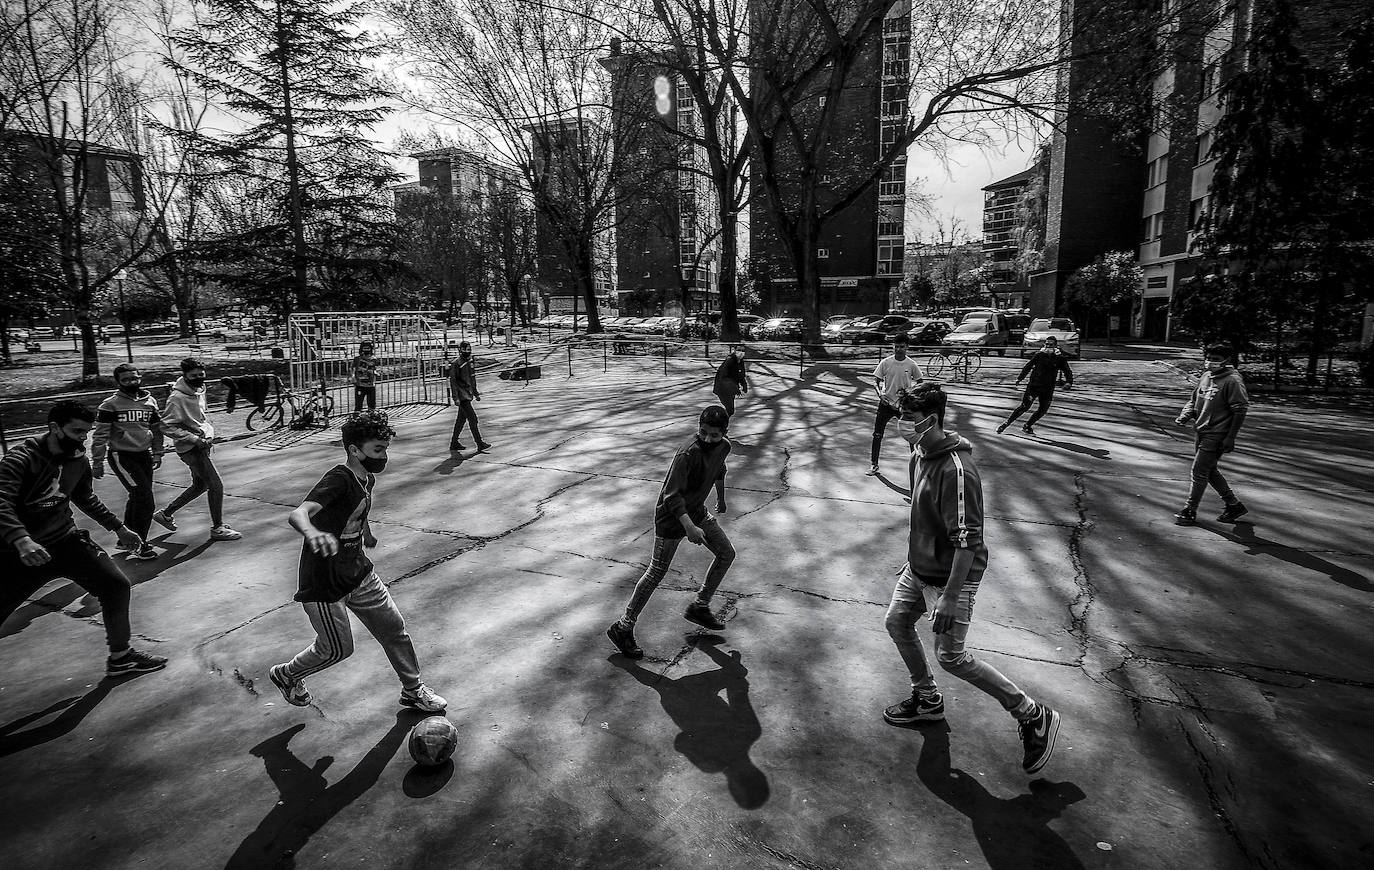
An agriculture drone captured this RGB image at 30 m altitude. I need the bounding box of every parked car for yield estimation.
[837,314,914,344]
[941,311,1012,355]
[750,317,789,340]
[764,318,804,341]
[822,315,855,340]
[1006,313,1033,346]
[905,322,952,346]
[1020,318,1080,358]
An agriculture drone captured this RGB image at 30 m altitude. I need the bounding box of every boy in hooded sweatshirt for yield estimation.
[882,383,1061,776]
[91,363,164,560]
[1173,344,1249,525]
[154,357,241,542]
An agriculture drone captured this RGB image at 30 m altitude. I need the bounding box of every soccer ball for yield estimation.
[407,715,458,767]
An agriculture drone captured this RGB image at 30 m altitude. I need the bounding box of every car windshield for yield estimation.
[1029,318,1074,331]
[953,322,985,333]
[849,316,883,328]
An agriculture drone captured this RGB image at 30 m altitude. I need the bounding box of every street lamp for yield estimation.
[116,268,132,362]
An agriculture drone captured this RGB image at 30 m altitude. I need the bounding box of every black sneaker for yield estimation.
[1174,506,1197,526]
[684,602,726,631]
[127,543,158,561]
[1217,503,1249,523]
[996,422,1009,434]
[1019,703,1061,774]
[268,663,312,707]
[1021,424,1035,435]
[883,691,945,725]
[450,442,465,451]
[476,442,493,452]
[607,622,643,659]
[107,648,168,677]
[151,510,177,531]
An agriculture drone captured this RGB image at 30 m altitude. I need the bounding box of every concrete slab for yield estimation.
[2,352,1372,869]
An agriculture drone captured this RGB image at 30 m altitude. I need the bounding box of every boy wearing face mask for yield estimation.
[883,384,1061,776]
[0,400,167,677]
[607,405,735,659]
[712,345,749,417]
[155,357,241,541]
[995,336,1074,435]
[267,411,447,713]
[868,333,933,476]
[448,341,491,452]
[1173,344,1249,525]
[351,341,378,411]
[91,363,165,560]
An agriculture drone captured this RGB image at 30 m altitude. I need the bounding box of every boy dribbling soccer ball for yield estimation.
[267,411,446,713]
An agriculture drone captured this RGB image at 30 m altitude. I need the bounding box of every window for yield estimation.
[877,240,903,274]
[878,165,905,198]
[881,120,902,147]
[877,215,903,237]
[1145,154,1169,188]
[1200,63,1218,99]
[1195,130,1215,164]
[1189,196,1210,230]
[881,84,907,117]
[1146,276,1169,289]
[817,248,830,259]
[1141,212,1164,242]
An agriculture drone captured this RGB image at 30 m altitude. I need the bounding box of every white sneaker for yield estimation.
[268,664,312,707]
[210,525,242,541]
[400,683,447,713]
[865,464,879,476]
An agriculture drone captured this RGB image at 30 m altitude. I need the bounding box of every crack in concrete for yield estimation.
[1067,471,1097,667]
[772,584,886,608]
[734,446,793,520]
[1180,719,1278,870]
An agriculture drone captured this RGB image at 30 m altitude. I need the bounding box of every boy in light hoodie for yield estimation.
[154,357,241,541]
[1173,344,1249,526]
[91,363,165,560]
[881,384,1060,776]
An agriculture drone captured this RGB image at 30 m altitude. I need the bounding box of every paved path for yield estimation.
[2,353,1371,870]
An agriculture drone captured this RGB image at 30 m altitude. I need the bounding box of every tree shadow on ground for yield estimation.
[0,674,152,757]
[610,635,769,809]
[1022,435,1112,461]
[1207,521,1373,593]
[913,724,1087,870]
[225,710,425,869]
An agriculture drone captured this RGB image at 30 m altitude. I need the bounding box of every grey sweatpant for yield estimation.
[280,572,422,689]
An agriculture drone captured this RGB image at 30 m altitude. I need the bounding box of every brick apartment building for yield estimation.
[981,164,1043,310]
[748,4,912,318]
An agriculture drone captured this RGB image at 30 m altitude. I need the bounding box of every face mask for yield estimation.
[460,351,471,359]
[696,437,724,452]
[119,382,141,396]
[185,376,205,389]
[54,432,86,457]
[898,415,936,446]
[1205,361,1226,373]
[358,454,388,473]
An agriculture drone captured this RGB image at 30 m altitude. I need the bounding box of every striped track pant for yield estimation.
[280,572,421,689]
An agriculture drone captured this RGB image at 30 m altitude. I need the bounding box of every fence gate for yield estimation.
[288,311,466,414]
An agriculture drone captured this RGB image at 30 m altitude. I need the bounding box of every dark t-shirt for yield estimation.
[652,437,730,538]
[294,465,375,603]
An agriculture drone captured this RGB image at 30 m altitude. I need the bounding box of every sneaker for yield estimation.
[450,442,466,451]
[107,647,168,677]
[476,442,493,452]
[996,423,1009,434]
[1019,702,1061,774]
[883,691,945,725]
[268,664,312,707]
[1174,506,1197,526]
[210,525,243,541]
[865,464,879,476]
[1021,424,1035,435]
[1217,502,1249,523]
[606,622,643,659]
[400,683,448,713]
[152,510,177,531]
[684,601,726,631]
[127,543,158,561]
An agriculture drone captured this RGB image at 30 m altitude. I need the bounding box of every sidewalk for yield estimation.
[1,353,1371,869]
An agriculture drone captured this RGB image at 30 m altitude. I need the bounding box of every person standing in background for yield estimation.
[448,341,491,453]
[351,341,378,412]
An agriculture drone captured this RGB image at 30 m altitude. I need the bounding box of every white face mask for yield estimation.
[1205,360,1227,373]
[898,414,936,446]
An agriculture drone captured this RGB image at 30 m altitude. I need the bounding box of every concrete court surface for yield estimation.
[1,350,1371,870]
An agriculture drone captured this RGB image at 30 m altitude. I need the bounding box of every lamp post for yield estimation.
[116,268,132,362]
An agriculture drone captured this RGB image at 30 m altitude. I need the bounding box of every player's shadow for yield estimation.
[1209,521,1373,593]
[1028,436,1112,461]
[0,675,141,757]
[431,454,465,476]
[224,710,424,869]
[914,724,1086,870]
[610,636,769,809]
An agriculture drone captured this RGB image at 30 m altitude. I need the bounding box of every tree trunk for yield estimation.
[1306,280,1331,383]
[572,236,602,333]
[1274,316,1283,388]
[716,209,742,342]
[0,315,10,359]
[275,7,310,312]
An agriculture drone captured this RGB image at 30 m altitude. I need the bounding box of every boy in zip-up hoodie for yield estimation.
[1174,344,1249,525]
[154,357,241,541]
[882,384,1061,775]
[0,400,167,677]
[91,363,164,559]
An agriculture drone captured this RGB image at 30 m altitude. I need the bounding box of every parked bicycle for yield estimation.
[245,381,336,431]
[924,349,982,381]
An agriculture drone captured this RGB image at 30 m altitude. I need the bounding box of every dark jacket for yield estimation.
[449,357,479,402]
[907,433,988,585]
[1018,350,1074,389]
[713,355,748,397]
[653,436,730,538]
[0,437,122,550]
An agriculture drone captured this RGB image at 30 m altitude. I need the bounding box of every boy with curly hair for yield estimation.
[267,411,446,713]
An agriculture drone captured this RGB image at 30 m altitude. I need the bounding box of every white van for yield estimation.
[941,310,1012,355]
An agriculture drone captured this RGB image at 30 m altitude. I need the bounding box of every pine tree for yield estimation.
[163,0,403,317]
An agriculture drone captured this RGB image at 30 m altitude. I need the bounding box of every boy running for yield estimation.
[996,337,1074,435]
[351,341,378,411]
[712,346,749,417]
[0,401,167,677]
[267,411,446,713]
[90,363,164,560]
[154,357,241,541]
[607,406,736,659]
[882,384,1060,775]
[1173,344,1249,525]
